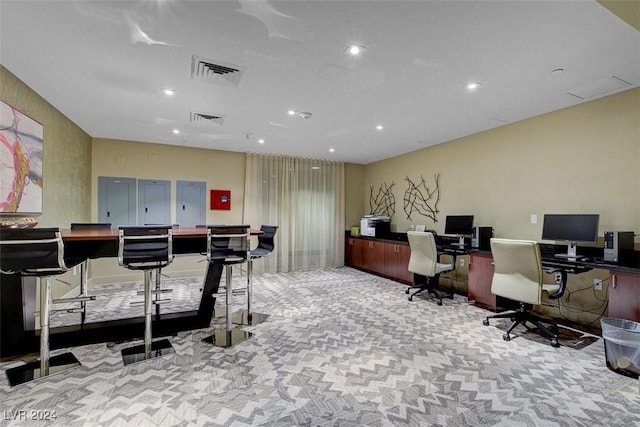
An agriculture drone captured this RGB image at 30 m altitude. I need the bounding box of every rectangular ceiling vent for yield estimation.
[566,75,632,100]
[191,55,245,87]
[190,112,224,126]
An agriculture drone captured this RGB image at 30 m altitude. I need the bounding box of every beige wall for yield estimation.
[92,138,246,225]
[0,65,92,226]
[363,88,639,325]
[364,88,640,243]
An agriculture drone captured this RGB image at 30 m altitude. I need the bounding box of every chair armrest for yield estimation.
[542,267,567,300]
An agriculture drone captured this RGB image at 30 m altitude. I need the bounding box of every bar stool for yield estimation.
[143,224,179,314]
[202,225,252,348]
[0,227,82,386]
[69,222,111,323]
[233,225,278,326]
[118,225,174,365]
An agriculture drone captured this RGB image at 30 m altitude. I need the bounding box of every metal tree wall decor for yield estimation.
[403,173,441,222]
[369,181,396,217]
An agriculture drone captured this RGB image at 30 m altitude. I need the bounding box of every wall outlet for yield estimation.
[593,279,603,291]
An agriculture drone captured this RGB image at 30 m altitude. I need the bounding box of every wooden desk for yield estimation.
[1,227,261,359]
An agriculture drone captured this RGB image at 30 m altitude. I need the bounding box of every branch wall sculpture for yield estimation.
[369,181,396,217]
[403,173,440,222]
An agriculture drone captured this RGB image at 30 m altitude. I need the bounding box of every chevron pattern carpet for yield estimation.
[2,267,639,426]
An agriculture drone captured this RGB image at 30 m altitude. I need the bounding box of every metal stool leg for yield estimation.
[121,270,174,365]
[233,258,270,326]
[203,264,252,347]
[6,277,81,386]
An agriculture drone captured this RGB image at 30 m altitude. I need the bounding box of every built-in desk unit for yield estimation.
[345,235,413,284]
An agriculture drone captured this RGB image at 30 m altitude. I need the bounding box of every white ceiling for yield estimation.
[1,1,638,164]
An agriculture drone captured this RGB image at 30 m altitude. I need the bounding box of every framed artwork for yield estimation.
[210,189,231,210]
[0,100,43,214]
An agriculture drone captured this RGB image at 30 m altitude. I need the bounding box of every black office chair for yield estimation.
[69,222,111,322]
[233,225,278,326]
[117,225,174,364]
[406,231,456,305]
[0,228,82,386]
[202,225,252,347]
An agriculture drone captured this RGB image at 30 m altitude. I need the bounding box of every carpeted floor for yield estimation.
[1,267,639,426]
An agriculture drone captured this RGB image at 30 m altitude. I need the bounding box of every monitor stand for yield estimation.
[555,241,578,259]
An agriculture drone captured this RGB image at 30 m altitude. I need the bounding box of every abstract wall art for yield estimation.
[0,100,43,214]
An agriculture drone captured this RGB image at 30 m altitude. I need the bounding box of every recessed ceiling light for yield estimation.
[172,129,180,134]
[346,44,365,56]
[163,88,175,96]
[287,110,296,115]
[329,148,335,153]
[258,138,265,144]
[467,82,480,90]
[376,125,384,130]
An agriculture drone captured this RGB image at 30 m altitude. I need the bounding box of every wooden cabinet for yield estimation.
[345,236,412,284]
[608,272,640,322]
[468,253,496,310]
[384,243,413,283]
[362,239,385,275]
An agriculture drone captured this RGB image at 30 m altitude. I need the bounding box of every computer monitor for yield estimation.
[444,215,474,236]
[541,214,599,258]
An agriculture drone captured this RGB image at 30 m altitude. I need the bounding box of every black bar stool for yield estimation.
[0,227,82,386]
[233,225,278,326]
[202,225,252,347]
[118,225,174,365]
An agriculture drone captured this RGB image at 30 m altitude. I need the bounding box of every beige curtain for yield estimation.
[244,153,345,272]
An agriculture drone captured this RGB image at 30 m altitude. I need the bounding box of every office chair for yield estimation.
[0,228,82,386]
[406,231,456,305]
[118,225,175,364]
[233,225,278,326]
[482,238,566,348]
[69,222,111,322]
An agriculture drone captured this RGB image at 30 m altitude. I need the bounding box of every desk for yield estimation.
[1,227,261,359]
[468,250,640,320]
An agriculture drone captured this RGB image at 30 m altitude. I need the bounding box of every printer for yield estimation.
[360,215,391,237]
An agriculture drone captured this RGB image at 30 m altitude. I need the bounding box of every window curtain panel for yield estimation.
[244,153,345,272]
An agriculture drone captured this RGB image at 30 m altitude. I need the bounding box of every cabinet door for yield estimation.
[345,237,365,268]
[609,272,640,322]
[384,243,412,283]
[468,254,496,309]
[363,240,385,274]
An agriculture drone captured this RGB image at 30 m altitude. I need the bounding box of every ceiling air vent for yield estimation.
[190,112,224,126]
[566,75,632,100]
[191,55,245,87]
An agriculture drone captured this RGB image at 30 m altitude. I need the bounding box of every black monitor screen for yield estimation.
[541,214,599,243]
[444,215,474,235]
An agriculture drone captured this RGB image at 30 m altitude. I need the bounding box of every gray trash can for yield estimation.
[601,318,640,378]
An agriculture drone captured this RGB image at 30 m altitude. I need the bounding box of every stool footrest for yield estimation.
[53,295,96,304]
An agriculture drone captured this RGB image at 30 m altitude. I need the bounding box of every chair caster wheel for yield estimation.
[482,319,489,326]
[408,296,413,302]
[550,338,559,348]
[502,333,511,341]
[405,288,410,294]
[449,294,454,299]
[436,300,443,306]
